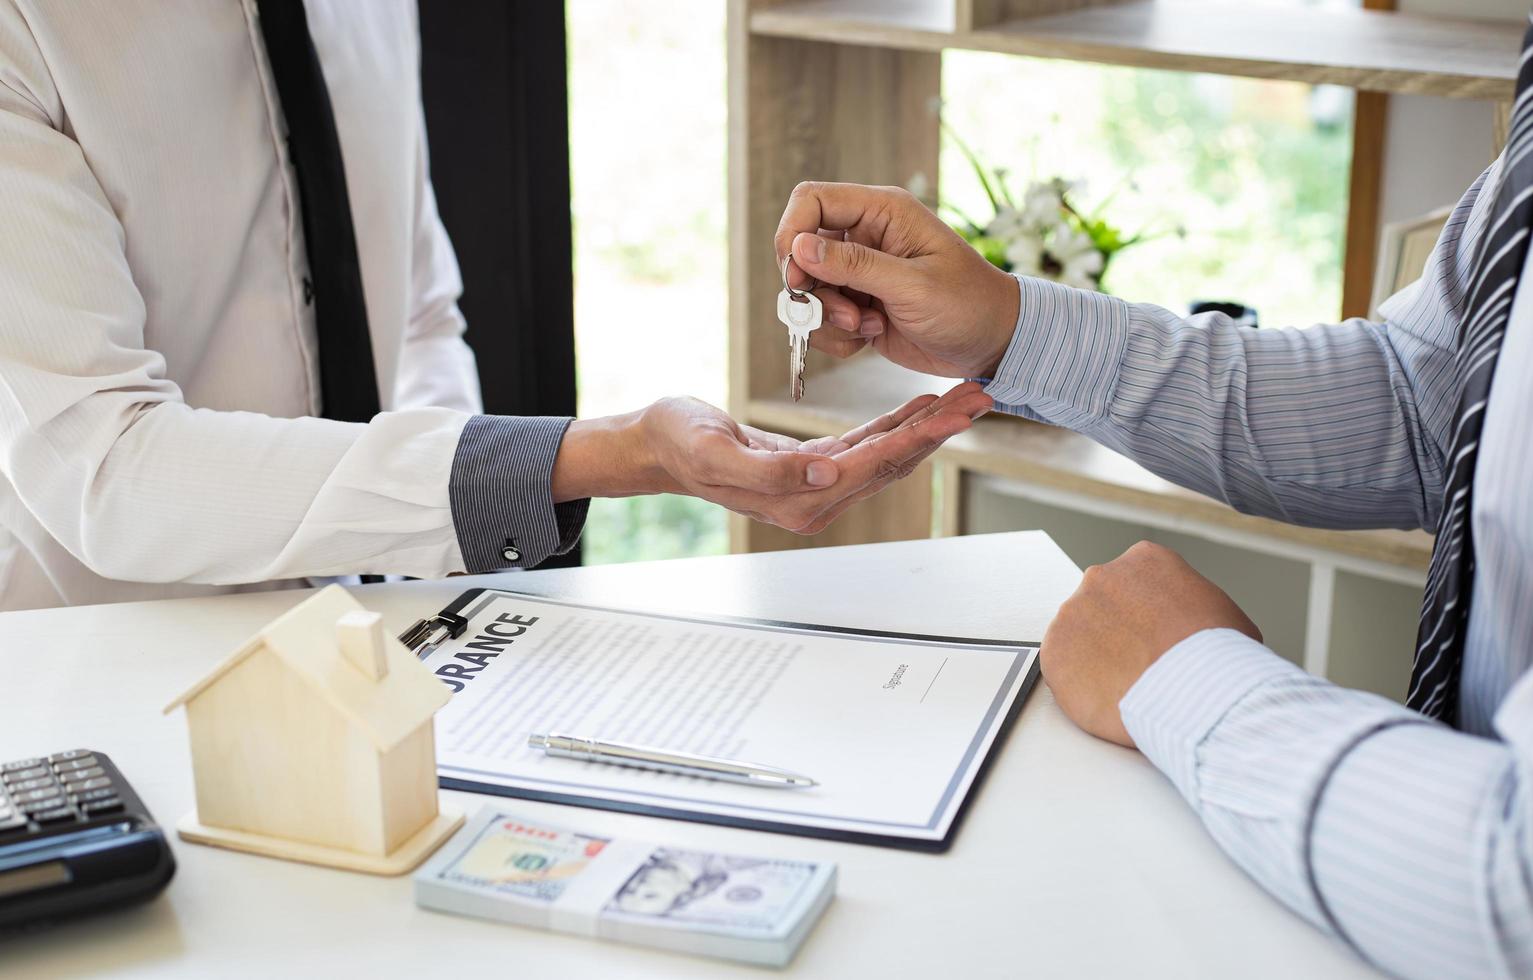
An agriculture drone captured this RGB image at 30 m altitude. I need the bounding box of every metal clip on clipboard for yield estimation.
[399,611,469,659]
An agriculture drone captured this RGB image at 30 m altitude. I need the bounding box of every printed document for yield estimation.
[419,591,1039,848]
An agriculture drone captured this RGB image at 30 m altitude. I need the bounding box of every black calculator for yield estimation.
[0,750,175,930]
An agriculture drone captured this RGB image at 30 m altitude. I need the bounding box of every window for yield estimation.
[567,0,729,565]
[567,0,1360,565]
[940,57,1354,328]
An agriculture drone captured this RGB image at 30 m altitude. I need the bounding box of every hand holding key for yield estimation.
[775,181,1022,380]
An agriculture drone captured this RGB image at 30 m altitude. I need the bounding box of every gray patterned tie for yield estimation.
[1406,16,1533,724]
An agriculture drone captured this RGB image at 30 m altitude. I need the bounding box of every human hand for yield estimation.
[1041,541,1262,748]
[775,182,1021,378]
[552,382,993,534]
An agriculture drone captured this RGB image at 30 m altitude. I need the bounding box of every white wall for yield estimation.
[1377,0,1524,232]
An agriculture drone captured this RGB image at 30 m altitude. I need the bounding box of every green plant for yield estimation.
[914,115,1180,292]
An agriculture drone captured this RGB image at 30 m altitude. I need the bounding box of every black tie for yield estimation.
[1406,18,1533,724]
[255,0,381,423]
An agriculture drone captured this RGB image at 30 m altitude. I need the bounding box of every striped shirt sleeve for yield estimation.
[981,162,1498,533]
[999,160,1526,977]
[448,415,588,572]
[1120,630,1533,979]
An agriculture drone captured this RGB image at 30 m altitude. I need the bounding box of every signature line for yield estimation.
[920,657,949,703]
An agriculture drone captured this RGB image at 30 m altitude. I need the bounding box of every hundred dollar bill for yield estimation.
[604,847,823,932]
[434,815,610,903]
[415,805,836,968]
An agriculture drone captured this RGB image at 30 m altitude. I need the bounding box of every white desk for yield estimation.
[0,532,1376,979]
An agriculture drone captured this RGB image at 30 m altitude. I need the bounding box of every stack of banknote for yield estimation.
[414,805,837,968]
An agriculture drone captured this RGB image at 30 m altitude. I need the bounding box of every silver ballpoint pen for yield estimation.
[527,732,818,788]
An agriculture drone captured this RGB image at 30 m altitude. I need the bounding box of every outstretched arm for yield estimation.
[979,254,1462,531]
[776,164,1496,532]
[0,26,985,592]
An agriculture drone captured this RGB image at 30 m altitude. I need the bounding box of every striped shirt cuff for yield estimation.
[449,415,589,573]
[1118,628,1300,805]
[982,274,1132,426]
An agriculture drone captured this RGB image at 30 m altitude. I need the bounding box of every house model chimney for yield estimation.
[337,610,389,681]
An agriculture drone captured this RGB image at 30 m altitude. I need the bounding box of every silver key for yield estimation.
[778,253,823,402]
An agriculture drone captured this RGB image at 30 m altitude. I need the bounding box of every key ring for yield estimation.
[781,252,818,302]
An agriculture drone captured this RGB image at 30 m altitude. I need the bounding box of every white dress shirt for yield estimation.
[0,1,581,610]
[985,157,1533,978]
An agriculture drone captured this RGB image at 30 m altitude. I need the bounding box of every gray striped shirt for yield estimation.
[984,155,1533,978]
[450,416,586,572]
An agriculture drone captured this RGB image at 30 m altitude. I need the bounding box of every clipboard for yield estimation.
[401,588,1040,852]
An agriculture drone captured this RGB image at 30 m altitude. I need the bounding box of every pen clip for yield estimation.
[399,611,469,658]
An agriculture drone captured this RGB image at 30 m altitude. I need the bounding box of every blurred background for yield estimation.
[566,0,1356,566]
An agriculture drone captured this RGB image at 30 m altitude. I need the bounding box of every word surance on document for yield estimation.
[414,805,836,968]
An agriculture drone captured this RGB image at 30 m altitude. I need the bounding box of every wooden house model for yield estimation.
[164,585,463,875]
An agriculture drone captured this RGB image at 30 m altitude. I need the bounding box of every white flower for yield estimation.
[1047,224,1104,290]
[986,206,1027,241]
[1020,182,1063,230]
[1004,233,1045,277]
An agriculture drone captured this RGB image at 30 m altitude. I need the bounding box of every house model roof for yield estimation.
[164,585,451,752]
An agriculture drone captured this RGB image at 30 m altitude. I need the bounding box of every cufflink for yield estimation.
[502,538,520,564]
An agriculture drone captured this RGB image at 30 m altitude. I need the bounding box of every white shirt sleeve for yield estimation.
[0,65,474,584]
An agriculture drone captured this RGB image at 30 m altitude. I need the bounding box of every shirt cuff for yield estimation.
[1118,628,1302,805]
[982,274,1132,427]
[448,415,589,572]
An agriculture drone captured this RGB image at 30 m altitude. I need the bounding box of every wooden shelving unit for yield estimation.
[726,0,1511,672]
[750,0,1518,99]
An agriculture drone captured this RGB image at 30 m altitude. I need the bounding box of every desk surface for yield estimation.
[0,532,1375,979]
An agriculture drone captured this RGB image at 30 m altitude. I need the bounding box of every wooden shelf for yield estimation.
[748,355,1434,572]
[751,0,1519,100]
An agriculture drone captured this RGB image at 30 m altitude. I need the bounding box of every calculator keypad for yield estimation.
[20,792,66,811]
[0,748,172,932]
[0,750,129,835]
